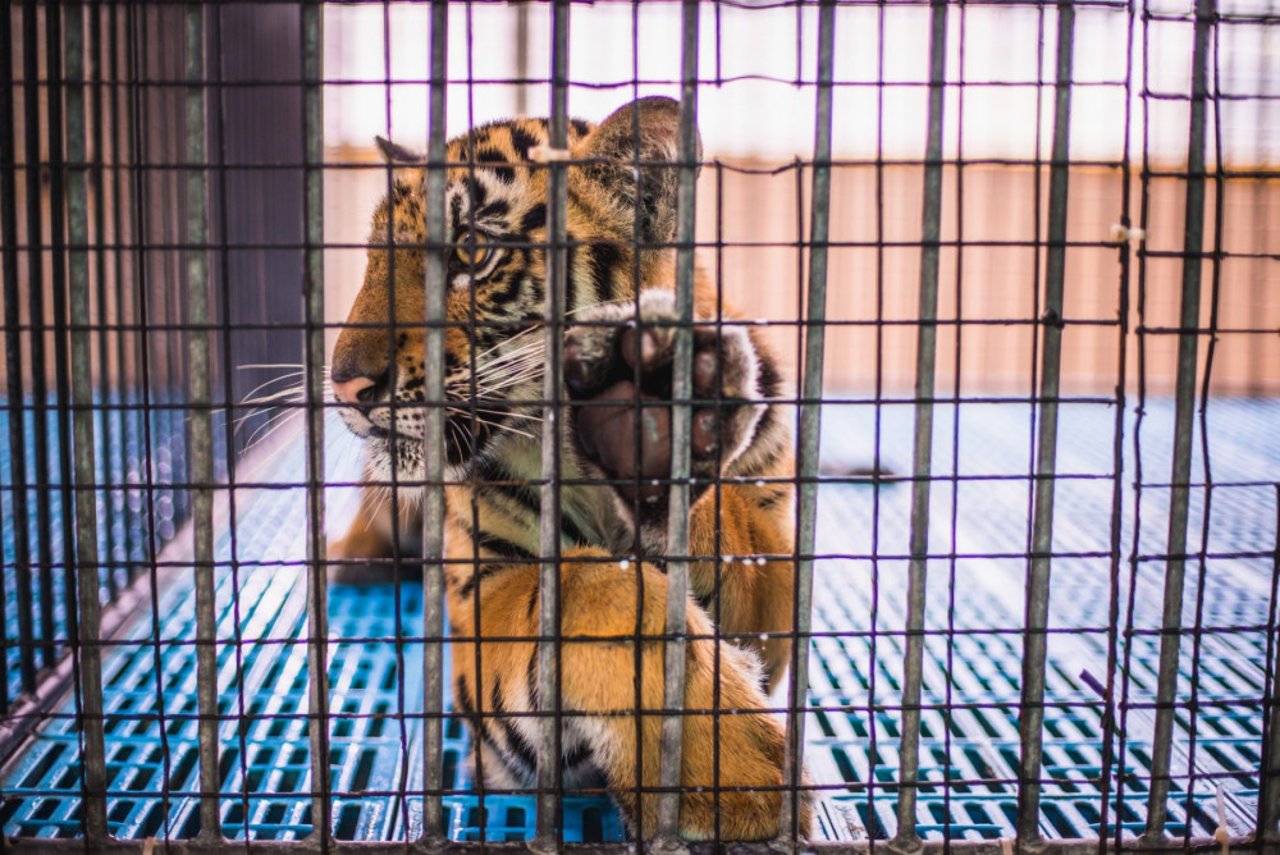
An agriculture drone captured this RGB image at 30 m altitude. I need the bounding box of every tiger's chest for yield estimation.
[443,434,629,562]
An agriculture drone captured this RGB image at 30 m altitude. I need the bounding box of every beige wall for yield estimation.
[324,150,1280,397]
[2,143,1274,398]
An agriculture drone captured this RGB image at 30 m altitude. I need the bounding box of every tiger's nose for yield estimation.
[331,373,389,406]
[329,337,393,406]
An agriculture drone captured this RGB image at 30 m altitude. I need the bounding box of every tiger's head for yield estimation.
[329,97,699,482]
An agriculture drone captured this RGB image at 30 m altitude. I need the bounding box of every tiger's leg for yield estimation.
[327,457,422,583]
[564,289,798,691]
[448,552,811,841]
[688,483,797,694]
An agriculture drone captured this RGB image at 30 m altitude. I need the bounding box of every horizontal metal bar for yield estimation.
[0,233,1166,252]
[0,833,1264,855]
[2,71,1144,92]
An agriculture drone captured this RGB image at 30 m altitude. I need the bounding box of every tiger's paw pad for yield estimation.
[563,292,764,522]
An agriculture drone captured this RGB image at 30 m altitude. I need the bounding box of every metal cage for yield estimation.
[0,0,1276,852]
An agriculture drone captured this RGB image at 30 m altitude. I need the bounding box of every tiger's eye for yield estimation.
[454,231,491,268]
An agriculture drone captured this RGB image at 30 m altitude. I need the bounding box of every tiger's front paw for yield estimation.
[563,291,765,538]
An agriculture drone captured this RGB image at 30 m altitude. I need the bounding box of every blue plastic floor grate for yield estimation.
[806,399,1274,842]
[0,397,224,702]
[0,400,1275,843]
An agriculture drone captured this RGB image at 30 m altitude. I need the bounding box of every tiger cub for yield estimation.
[327,97,810,840]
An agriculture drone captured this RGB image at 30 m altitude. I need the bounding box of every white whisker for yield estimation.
[238,374,304,404]
[235,362,312,373]
[243,410,299,453]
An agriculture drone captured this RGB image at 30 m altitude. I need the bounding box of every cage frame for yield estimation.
[0,0,1275,852]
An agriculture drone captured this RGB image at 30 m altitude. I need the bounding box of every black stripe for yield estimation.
[586,240,623,303]
[488,269,525,308]
[474,457,534,511]
[477,148,515,185]
[756,349,782,399]
[455,674,477,718]
[520,204,546,234]
[491,681,538,773]
[526,644,539,708]
[757,487,789,510]
[526,582,539,621]
[558,510,591,549]
[562,741,593,770]
[564,230,579,313]
[749,409,784,471]
[445,414,491,467]
[477,532,534,560]
[453,514,535,598]
[478,199,509,220]
[449,193,462,231]
[458,671,508,763]
[510,126,540,161]
[462,176,487,208]
[475,456,591,547]
[456,559,528,600]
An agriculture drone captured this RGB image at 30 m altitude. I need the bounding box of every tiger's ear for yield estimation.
[375,135,424,164]
[577,96,702,245]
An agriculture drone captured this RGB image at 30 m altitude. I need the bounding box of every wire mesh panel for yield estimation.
[0,1,1277,853]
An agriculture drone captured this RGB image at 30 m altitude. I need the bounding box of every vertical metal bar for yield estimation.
[181,1,220,840]
[867,0,889,839]
[536,1,570,844]
[625,7,645,838]
[1095,0,1138,844]
[0,471,7,713]
[152,14,182,534]
[48,0,79,695]
[110,2,140,583]
[942,4,968,846]
[89,1,117,603]
[209,4,256,840]
[1015,2,1075,845]
[22,0,58,677]
[1115,1,1156,845]
[420,0,449,841]
[1260,487,1280,844]
[1176,5,1226,836]
[780,0,835,842]
[656,0,700,841]
[300,0,331,842]
[125,4,177,833]
[63,2,109,843]
[0,0,36,696]
[1142,0,1214,842]
[891,1,947,848]
[513,2,530,117]
[371,2,415,836]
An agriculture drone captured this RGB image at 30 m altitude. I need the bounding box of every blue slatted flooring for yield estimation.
[0,399,1275,842]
